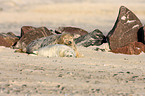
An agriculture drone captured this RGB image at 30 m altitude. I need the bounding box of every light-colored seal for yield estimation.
[33,44,76,58]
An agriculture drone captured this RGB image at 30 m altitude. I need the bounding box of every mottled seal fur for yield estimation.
[26,33,81,57]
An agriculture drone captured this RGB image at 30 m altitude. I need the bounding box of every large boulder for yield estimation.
[74,29,106,47]
[107,6,143,50]
[111,41,145,55]
[0,32,19,47]
[55,27,88,38]
[14,26,53,52]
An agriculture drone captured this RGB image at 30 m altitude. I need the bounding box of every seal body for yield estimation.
[34,44,76,58]
[26,33,81,58]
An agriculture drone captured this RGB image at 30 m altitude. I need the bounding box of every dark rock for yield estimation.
[0,32,19,47]
[144,26,145,44]
[111,41,145,55]
[107,6,143,50]
[74,29,106,47]
[138,26,145,44]
[55,26,88,38]
[137,27,144,43]
[14,26,53,52]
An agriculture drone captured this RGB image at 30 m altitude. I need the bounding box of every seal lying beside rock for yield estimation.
[33,44,76,58]
[26,33,81,58]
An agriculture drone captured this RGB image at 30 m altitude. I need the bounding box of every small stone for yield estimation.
[91,89,94,91]
[126,72,130,74]
[22,84,27,88]
[58,74,63,77]
[113,74,118,77]
[61,87,65,90]
[124,58,128,60]
[132,76,138,78]
[5,84,10,87]
[57,85,61,88]
[86,81,90,83]
[118,72,124,73]
[96,89,100,92]
[95,48,100,51]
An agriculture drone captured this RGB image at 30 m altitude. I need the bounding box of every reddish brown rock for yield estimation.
[55,27,88,38]
[107,6,143,50]
[0,32,19,47]
[14,26,53,52]
[111,41,145,55]
[21,26,36,37]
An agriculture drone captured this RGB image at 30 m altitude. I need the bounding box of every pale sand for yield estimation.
[0,46,145,96]
[0,0,145,95]
[0,1,145,35]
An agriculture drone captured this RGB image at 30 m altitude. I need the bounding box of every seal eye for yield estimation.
[68,41,72,44]
[66,55,73,57]
[64,37,67,39]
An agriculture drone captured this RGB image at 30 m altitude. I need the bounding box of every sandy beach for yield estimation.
[0,0,145,96]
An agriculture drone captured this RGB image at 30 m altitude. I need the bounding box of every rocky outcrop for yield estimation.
[74,29,106,47]
[14,26,53,52]
[0,32,19,47]
[111,41,145,55]
[107,6,143,50]
[55,27,88,38]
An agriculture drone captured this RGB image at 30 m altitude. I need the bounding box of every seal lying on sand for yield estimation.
[33,44,76,58]
[26,33,81,58]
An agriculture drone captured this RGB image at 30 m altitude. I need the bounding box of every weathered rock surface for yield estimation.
[21,26,36,37]
[111,41,145,55]
[0,32,19,47]
[74,29,106,47]
[55,27,88,38]
[14,26,53,52]
[107,6,143,50]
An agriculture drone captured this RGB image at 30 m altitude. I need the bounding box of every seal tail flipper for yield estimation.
[32,51,38,55]
[28,51,38,56]
[14,49,25,53]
